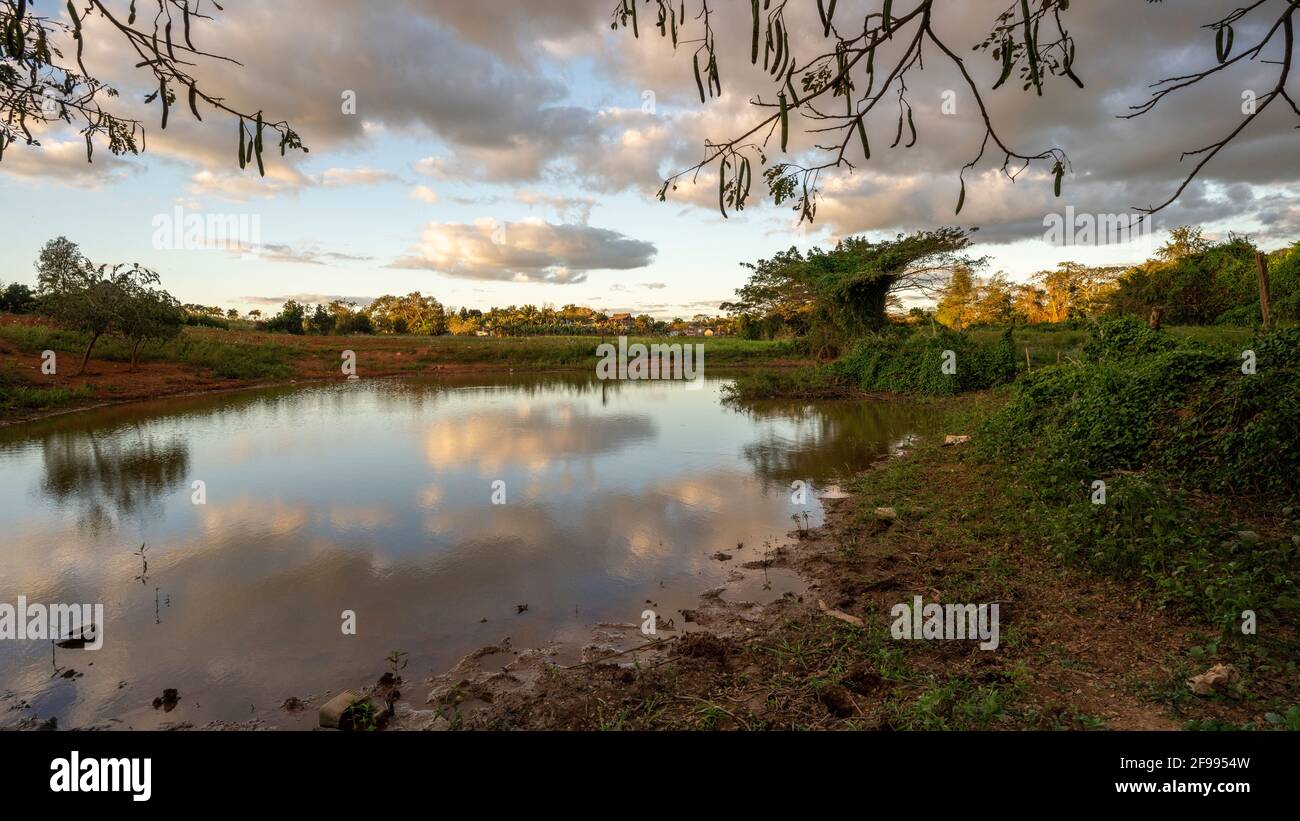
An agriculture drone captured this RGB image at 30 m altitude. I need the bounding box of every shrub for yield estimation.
[830,328,1018,395]
[980,321,1300,497]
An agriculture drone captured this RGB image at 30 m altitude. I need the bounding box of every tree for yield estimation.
[0,1,304,172]
[307,302,334,335]
[725,227,980,351]
[611,0,1297,221]
[263,299,306,334]
[326,299,371,335]
[935,267,979,330]
[0,280,35,313]
[118,283,183,371]
[35,236,155,375]
[1157,226,1213,263]
[366,292,447,336]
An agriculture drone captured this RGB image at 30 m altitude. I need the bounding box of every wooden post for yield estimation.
[1256,251,1272,330]
[1025,347,1032,372]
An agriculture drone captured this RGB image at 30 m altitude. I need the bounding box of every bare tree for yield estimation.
[0,0,304,171]
[611,0,1298,221]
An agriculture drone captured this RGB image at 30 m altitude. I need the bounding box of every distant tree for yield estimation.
[263,299,307,334]
[306,303,334,335]
[367,292,447,335]
[447,313,481,336]
[935,266,979,331]
[0,280,36,313]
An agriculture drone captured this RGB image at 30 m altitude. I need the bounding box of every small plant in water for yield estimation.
[385,649,408,678]
[342,699,380,731]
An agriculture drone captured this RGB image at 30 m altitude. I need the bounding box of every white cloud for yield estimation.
[392,217,656,284]
[409,185,439,204]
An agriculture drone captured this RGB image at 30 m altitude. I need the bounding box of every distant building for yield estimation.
[609,312,634,330]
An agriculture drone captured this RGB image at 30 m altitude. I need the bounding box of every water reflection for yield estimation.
[38,428,190,533]
[0,373,921,729]
[727,397,920,487]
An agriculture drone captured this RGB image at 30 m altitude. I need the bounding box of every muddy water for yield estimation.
[0,374,920,729]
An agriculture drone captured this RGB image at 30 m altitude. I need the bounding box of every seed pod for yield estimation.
[719,158,729,218]
[779,92,789,152]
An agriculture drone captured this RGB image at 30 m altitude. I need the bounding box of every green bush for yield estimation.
[980,319,1300,497]
[830,328,1018,395]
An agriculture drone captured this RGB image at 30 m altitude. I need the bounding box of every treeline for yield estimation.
[930,227,1296,330]
[254,298,733,338]
[725,227,1295,344]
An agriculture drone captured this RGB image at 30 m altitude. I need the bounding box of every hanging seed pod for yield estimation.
[779,92,789,152]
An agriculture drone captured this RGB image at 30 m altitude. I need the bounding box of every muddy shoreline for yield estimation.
[396,479,872,731]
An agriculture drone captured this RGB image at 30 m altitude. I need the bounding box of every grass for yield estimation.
[971,323,1260,369]
[0,323,294,380]
[0,366,92,412]
[0,320,803,379]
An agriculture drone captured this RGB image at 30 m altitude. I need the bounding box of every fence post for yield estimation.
[1256,251,1272,330]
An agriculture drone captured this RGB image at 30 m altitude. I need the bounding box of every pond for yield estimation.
[0,374,920,729]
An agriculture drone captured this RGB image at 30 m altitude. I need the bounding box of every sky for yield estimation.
[2,0,1299,318]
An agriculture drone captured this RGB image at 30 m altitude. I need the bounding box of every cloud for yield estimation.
[241,293,376,309]
[409,185,439,204]
[7,0,1298,250]
[513,189,596,223]
[316,167,400,187]
[392,217,656,284]
[252,244,374,265]
[0,139,139,188]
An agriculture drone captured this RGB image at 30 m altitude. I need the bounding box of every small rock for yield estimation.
[1188,664,1239,696]
[151,688,180,711]
[943,435,971,446]
[1235,531,1260,543]
[710,552,732,561]
[319,689,365,729]
[873,507,897,521]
